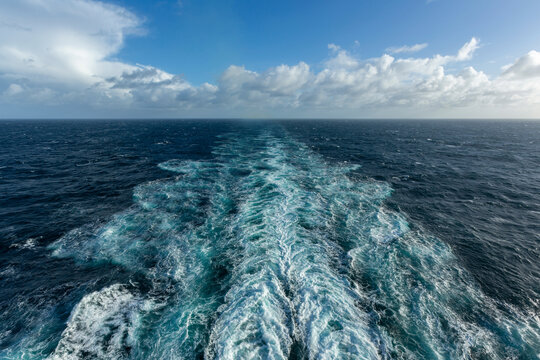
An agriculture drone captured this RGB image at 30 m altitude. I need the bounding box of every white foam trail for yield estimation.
[205,138,295,360]
[207,136,379,360]
[49,284,146,360]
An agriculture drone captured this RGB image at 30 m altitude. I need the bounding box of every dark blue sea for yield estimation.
[0,120,539,359]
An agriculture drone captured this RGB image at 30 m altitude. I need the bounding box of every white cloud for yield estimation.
[0,0,140,88]
[3,83,23,96]
[105,65,218,109]
[455,37,479,61]
[0,0,539,118]
[502,51,540,79]
[294,39,488,111]
[386,43,428,54]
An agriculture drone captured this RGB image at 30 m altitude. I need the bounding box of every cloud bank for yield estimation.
[1,0,540,118]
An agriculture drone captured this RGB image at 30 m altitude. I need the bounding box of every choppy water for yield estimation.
[0,120,539,359]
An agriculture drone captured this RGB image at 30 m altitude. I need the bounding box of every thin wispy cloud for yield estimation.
[386,43,428,54]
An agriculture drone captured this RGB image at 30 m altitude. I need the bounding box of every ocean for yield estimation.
[0,119,538,359]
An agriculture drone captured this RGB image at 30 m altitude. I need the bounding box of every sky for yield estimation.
[1,0,540,119]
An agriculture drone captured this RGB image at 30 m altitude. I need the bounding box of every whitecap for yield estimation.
[49,284,148,360]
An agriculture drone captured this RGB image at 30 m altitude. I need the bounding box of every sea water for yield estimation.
[0,120,538,359]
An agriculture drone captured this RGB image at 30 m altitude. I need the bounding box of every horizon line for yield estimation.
[2,118,540,121]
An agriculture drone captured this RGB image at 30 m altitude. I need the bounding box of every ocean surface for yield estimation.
[0,119,539,359]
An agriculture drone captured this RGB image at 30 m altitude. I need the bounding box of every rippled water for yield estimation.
[0,120,539,359]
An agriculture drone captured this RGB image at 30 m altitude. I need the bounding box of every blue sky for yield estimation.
[114,0,540,84]
[1,0,540,118]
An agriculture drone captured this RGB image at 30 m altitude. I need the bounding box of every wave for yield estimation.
[40,129,540,359]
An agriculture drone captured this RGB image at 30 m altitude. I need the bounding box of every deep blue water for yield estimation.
[0,120,538,359]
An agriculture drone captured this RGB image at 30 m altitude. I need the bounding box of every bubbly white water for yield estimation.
[49,285,147,360]
[44,130,539,359]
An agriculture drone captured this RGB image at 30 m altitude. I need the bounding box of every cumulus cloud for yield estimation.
[218,63,310,105]
[0,0,140,88]
[386,43,428,54]
[502,51,540,79]
[106,65,218,109]
[1,0,540,118]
